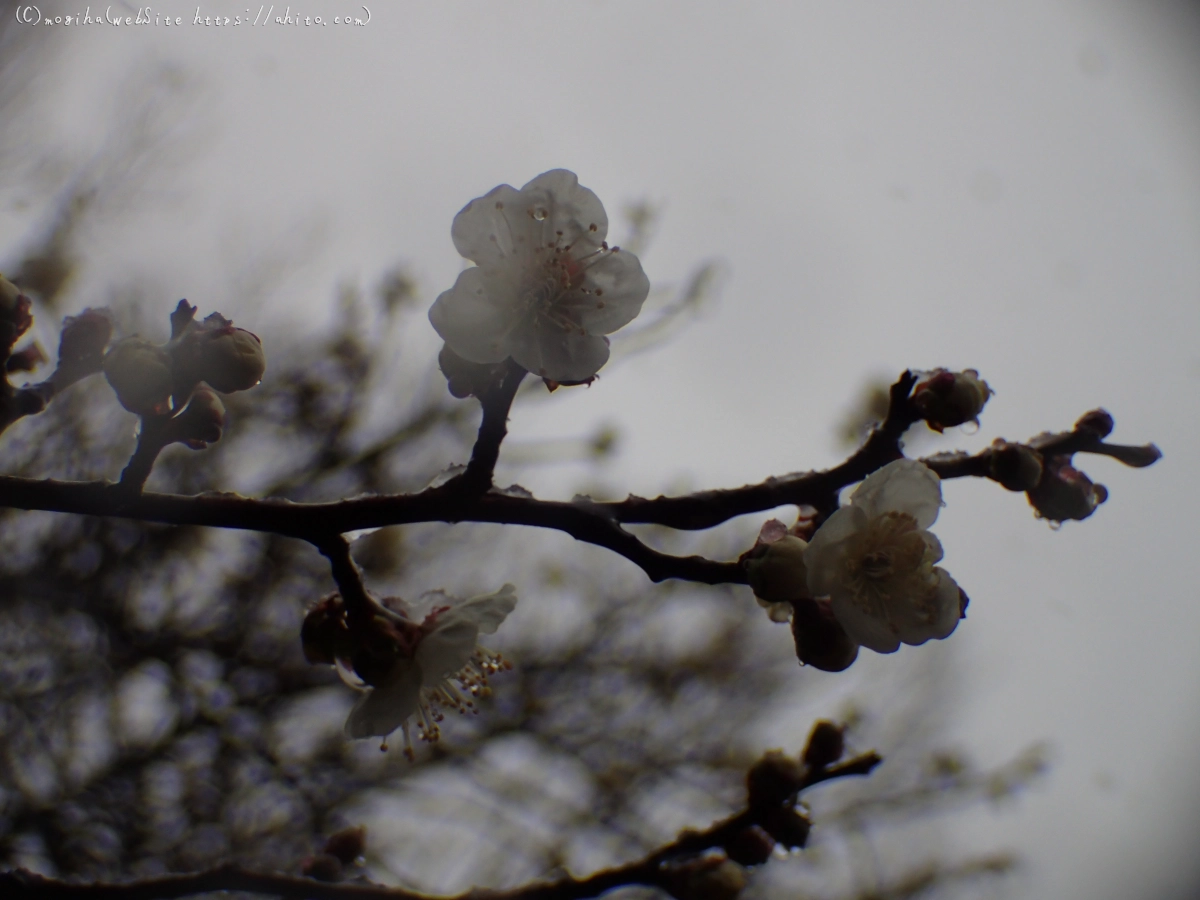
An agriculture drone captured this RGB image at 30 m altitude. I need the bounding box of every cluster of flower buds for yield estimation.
[988,439,1045,492]
[101,300,264,451]
[1017,412,1124,524]
[1026,456,1108,523]
[911,367,992,432]
[742,461,966,669]
[742,519,862,672]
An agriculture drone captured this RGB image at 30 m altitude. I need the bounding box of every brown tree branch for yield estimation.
[115,415,172,493]
[0,370,1161,585]
[316,532,378,624]
[450,358,527,496]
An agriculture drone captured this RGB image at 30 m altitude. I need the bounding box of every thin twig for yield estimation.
[115,416,172,493]
[452,358,527,495]
[315,532,378,624]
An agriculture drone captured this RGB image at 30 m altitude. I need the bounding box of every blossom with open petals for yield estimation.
[342,584,516,756]
[429,170,650,383]
[804,459,963,653]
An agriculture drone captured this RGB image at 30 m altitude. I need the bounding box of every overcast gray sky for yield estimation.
[3,1,1199,897]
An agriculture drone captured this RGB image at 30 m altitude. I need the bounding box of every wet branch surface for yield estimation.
[0,372,1160,585]
[0,753,881,900]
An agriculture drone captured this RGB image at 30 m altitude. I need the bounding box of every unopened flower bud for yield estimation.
[747,751,805,811]
[1027,457,1107,522]
[912,368,992,432]
[103,338,173,415]
[0,273,33,350]
[301,594,347,666]
[438,343,505,399]
[171,387,225,449]
[759,807,811,850]
[988,441,1044,492]
[6,343,46,373]
[198,327,265,393]
[802,721,845,771]
[790,597,859,672]
[1074,408,1114,438]
[322,825,367,865]
[57,308,113,375]
[745,535,809,604]
[723,826,775,867]
[663,857,748,900]
[300,853,344,882]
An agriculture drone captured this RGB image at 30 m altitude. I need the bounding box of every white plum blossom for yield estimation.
[343,584,516,757]
[429,169,650,383]
[804,459,963,654]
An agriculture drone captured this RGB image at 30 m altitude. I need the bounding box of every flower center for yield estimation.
[860,550,894,580]
[842,512,938,629]
[491,203,610,336]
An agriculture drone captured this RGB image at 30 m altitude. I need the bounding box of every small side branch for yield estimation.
[115,417,172,494]
[453,359,527,495]
[314,532,377,623]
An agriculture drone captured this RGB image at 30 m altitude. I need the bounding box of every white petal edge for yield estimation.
[572,250,651,334]
[451,183,525,265]
[415,585,517,679]
[829,590,902,654]
[852,459,943,528]
[804,506,867,597]
[343,659,421,739]
[518,169,608,252]
[508,322,611,383]
[428,267,515,365]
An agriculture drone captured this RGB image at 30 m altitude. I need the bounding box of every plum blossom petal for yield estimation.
[429,268,515,364]
[451,183,527,265]
[506,169,609,255]
[569,249,652,334]
[804,459,962,654]
[448,583,518,635]
[850,457,943,528]
[341,585,517,754]
[416,584,517,679]
[893,567,962,647]
[802,506,867,596]
[344,658,420,740]
[507,323,611,384]
[431,170,648,383]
